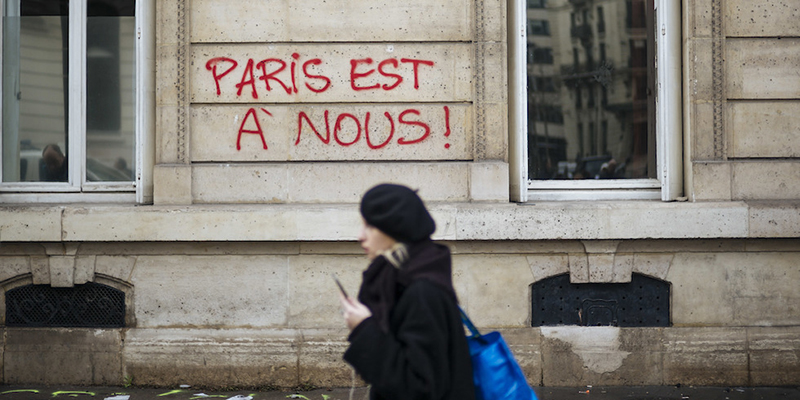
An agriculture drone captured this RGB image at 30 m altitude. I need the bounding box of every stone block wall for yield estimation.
[688,0,800,201]
[154,0,509,205]
[2,239,800,387]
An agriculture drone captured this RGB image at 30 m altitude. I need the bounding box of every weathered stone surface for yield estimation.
[612,254,634,283]
[500,328,543,387]
[732,162,800,200]
[49,256,75,288]
[527,254,569,283]
[4,328,122,385]
[686,38,714,101]
[670,252,800,327]
[749,202,800,238]
[190,0,473,43]
[95,256,137,282]
[190,104,471,161]
[0,207,62,242]
[46,202,800,242]
[690,102,716,161]
[191,162,471,204]
[541,327,658,386]
[726,38,800,99]
[728,102,800,158]
[455,255,532,327]
[297,330,355,387]
[663,328,749,386]
[73,256,96,285]
[30,256,50,285]
[692,162,732,201]
[668,253,735,326]
[726,0,800,37]
[568,253,589,283]
[632,253,673,281]
[153,164,192,205]
[469,161,509,201]
[688,0,713,38]
[454,202,750,240]
[123,328,299,388]
[131,255,290,328]
[286,255,363,329]
[0,257,31,284]
[748,326,800,386]
[191,44,473,103]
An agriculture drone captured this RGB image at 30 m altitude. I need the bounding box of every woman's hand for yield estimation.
[339,293,372,330]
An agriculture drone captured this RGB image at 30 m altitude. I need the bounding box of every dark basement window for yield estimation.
[531,273,670,327]
[6,282,125,328]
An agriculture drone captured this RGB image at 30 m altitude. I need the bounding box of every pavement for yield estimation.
[1,385,800,400]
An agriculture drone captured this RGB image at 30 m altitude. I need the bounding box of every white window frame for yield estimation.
[509,0,682,202]
[0,0,154,204]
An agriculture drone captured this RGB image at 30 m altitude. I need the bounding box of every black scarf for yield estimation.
[357,240,458,332]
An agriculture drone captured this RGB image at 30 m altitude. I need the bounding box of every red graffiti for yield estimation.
[365,112,395,149]
[397,109,430,145]
[256,59,292,95]
[206,55,435,97]
[237,108,271,150]
[294,106,450,149]
[350,57,435,92]
[334,113,361,146]
[399,58,435,90]
[236,59,258,99]
[206,57,238,96]
[302,59,331,93]
[297,110,331,145]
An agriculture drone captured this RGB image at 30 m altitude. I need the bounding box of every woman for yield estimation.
[339,183,475,400]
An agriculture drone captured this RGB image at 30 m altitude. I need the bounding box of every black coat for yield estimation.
[344,279,476,400]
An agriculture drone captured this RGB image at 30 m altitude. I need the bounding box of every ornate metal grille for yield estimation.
[6,282,125,328]
[531,273,669,327]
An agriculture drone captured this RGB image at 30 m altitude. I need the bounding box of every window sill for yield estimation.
[0,201,797,242]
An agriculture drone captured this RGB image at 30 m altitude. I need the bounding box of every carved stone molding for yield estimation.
[473,0,487,160]
[176,0,188,163]
[711,0,725,159]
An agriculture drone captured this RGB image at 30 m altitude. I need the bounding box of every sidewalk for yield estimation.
[2,385,800,400]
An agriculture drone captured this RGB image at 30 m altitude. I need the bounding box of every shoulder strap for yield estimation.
[458,305,481,338]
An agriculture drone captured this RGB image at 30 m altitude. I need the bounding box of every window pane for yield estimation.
[85,0,135,182]
[527,0,655,181]
[2,0,70,182]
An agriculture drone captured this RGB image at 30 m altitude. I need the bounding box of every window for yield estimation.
[527,0,546,8]
[509,0,681,201]
[528,46,553,65]
[0,0,153,203]
[527,19,550,36]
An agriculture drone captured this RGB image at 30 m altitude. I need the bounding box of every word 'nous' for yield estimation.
[237,106,452,151]
[206,54,435,98]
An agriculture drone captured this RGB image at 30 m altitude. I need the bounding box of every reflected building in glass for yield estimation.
[526,0,655,181]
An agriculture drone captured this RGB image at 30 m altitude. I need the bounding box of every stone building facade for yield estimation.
[1,0,799,389]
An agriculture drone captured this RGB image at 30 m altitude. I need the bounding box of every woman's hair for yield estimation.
[380,243,409,268]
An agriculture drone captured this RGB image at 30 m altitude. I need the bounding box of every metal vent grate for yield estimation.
[531,273,670,327]
[6,282,125,328]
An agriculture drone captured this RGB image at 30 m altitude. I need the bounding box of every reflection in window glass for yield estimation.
[1,0,135,184]
[527,0,655,181]
[86,0,136,182]
[2,0,70,182]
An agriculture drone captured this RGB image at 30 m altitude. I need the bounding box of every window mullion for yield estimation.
[68,0,87,189]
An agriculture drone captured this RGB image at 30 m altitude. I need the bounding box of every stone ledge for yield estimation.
[0,201,797,242]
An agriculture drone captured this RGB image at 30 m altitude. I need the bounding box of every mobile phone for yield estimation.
[331,273,348,298]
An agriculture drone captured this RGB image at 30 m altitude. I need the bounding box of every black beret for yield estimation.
[360,184,436,243]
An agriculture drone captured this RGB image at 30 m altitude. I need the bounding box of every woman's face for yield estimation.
[358,221,397,260]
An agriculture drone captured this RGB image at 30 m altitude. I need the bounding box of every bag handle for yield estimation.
[458,306,481,338]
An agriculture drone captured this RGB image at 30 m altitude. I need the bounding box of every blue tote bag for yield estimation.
[459,307,538,400]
